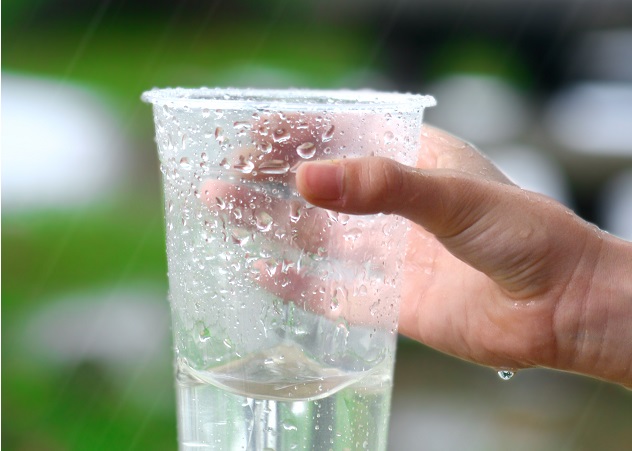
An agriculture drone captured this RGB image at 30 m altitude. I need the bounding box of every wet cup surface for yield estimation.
[143,87,435,450]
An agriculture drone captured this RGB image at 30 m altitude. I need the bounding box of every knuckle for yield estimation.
[366,158,404,214]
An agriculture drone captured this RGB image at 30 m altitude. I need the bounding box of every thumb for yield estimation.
[296,157,583,298]
[296,156,503,237]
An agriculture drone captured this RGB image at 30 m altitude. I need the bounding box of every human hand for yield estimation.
[296,125,632,387]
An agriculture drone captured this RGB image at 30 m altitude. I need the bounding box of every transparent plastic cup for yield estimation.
[142,87,435,450]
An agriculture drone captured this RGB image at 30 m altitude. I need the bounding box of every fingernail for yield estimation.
[299,161,344,200]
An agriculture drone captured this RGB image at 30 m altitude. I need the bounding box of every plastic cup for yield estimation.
[142,87,435,450]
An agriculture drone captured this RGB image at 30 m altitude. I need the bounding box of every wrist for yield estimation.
[557,230,632,386]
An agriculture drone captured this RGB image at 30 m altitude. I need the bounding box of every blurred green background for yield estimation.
[3,0,632,450]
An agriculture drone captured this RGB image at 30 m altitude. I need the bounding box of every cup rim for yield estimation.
[141,87,436,111]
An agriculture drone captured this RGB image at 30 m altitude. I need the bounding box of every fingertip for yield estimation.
[296,160,345,202]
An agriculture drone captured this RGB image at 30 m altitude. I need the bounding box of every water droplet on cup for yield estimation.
[233,159,255,174]
[215,127,225,143]
[255,211,274,232]
[322,125,335,142]
[231,228,251,246]
[289,201,302,223]
[343,228,362,242]
[179,157,192,170]
[369,299,380,316]
[233,121,251,130]
[273,128,291,143]
[258,160,290,175]
[296,142,316,159]
[281,259,295,274]
[264,258,278,277]
[258,141,273,154]
[282,420,298,432]
[383,131,395,144]
[199,327,211,342]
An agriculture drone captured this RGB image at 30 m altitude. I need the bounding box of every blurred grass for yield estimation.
[2,203,173,450]
[2,204,166,311]
[2,204,166,309]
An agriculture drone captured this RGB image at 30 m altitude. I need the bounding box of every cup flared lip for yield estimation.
[141,87,436,111]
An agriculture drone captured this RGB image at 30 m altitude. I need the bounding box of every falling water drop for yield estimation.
[497,370,515,381]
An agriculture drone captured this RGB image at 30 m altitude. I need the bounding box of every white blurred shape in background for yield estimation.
[545,82,632,156]
[23,287,170,366]
[486,144,572,206]
[426,74,573,205]
[2,72,130,210]
[426,75,531,147]
[599,170,632,241]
